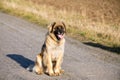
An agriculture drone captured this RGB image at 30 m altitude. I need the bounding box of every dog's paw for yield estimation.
[60,69,64,74]
[48,71,55,76]
[35,68,43,75]
[54,69,61,76]
[36,71,43,75]
[45,70,54,76]
[54,72,61,76]
[54,69,64,76]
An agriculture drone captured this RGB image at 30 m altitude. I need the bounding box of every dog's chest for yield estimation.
[51,44,64,59]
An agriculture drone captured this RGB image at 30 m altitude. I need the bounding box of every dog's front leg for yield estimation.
[46,55,54,76]
[54,53,64,76]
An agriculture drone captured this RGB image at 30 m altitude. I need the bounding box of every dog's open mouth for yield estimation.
[58,34,64,39]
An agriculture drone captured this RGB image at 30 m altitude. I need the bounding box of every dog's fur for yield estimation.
[33,22,66,76]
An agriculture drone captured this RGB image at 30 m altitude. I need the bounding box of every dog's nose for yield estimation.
[58,32,61,35]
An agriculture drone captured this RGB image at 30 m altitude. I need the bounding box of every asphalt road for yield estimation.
[0,12,120,80]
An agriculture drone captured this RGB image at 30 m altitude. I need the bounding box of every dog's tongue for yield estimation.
[58,34,64,39]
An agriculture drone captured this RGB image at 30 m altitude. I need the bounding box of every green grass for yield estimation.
[0,1,48,27]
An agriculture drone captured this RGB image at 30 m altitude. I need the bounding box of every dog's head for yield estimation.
[48,21,66,40]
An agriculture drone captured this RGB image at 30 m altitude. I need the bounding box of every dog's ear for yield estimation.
[62,22,66,33]
[48,22,56,33]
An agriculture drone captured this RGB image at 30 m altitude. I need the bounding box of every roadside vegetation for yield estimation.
[0,0,120,53]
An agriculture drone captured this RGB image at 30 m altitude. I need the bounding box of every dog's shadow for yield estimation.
[7,54,34,69]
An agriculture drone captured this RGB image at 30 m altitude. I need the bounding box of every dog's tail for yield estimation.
[26,64,36,72]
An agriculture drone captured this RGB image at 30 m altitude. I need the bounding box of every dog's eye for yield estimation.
[55,27,59,30]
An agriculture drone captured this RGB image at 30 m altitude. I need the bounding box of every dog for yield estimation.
[33,21,66,76]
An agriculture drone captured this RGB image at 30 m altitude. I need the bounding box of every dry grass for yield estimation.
[0,0,120,51]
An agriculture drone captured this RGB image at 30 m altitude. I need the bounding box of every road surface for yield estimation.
[0,12,120,80]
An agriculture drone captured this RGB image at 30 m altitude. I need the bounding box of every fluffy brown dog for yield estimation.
[34,21,66,76]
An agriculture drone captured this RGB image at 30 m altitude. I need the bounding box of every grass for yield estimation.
[0,0,120,53]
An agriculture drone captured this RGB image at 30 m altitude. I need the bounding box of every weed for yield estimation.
[0,0,120,52]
